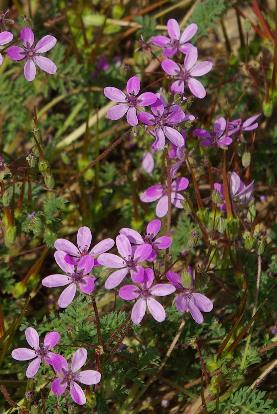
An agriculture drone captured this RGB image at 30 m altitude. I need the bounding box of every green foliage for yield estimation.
[189,0,227,38]
[219,387,277,414]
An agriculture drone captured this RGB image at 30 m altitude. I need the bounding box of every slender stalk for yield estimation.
[91,297,104,349]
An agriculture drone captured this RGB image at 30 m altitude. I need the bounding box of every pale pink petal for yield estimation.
[71,348,87,372]
[164,126,184,147]
[152,128,166,151]
[24,59,36,82]
[20,27,34,47]
[140,184,163,202]
[77,370,101,385]
[90,238,114,256]
[79,276,96,294]
[77,226,92,252]
[146,219,161,236]
[42,274,71,288]
[0,31,13,45]
[127,107,138,126]
[151,35,170,47]
[54,240,79,257]
[161,59,180,76]
[107,104,128,120]
[193,293,213,312]
[147,297,166,322]
[142,152,154,174]
[138,111,155,125]
[126,75,140,95]
[25,327,39,349]
[230,172,241,195]
[170,80,185,94]
[119,285,140,300]
[242,114,260,128]
[51,378,67,396]
[34,35,57,52]
[120,228,144,244]
[180,23,198,43]
[97,253,126,268]
[7,46,25,61]
[70,381,86,405]
[190,61,213,76]
[105,268,129,289]
[44,332,60,349]
[58,284,77,308]
[156,195,168,217]
[154,236,172,249]
[184,46,198,70]
[137,92,157,106]
[175,294,188,312]
[131,298,147,324]
[167,19,180,40]
[171,192,184,208]
[188,300,204,324]
[187,77,206,98]
[104,87,126,102]
[33,56,57,74]
[149,283,176,296]
[26,357,41,378]
[12,348,36,361]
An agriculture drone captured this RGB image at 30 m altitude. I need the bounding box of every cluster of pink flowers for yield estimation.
[0,26,57,81]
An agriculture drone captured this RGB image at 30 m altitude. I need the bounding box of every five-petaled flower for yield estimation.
[193,117,232,148]
[162,46,213,98]
[140,177,189,217]
[51,348,101,406]
[167,271,213,324]
[151,19,197,57]
[7,27,57,81]
[98,234,152,289]
[42,252,96,308]
[104,75,157,126]
[119,268,175,324]
[214,172,254,210]
[0,31,13,65]
[11,327,60,378]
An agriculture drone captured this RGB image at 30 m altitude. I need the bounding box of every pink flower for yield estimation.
[42,253,96,308]
[120,219,172,261]
[227,114,261,135]
[104,75,157,126]
[97,234,152,289]
[119,268,175,324]
[11,327,60,378]
[194,117,232,148]
[7,27,57,81]
[213,172,254,209]
[167,271,213,324]
[54,226,114,266]
[151,19,198,57]
[0,31,13,65]
[140,177,189,217]
[162,46,213,98]
[142,152,154,175]
[51,348,101,406]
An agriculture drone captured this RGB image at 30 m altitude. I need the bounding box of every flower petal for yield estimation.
[193,293,213,312]
[77,255,94,274]
[34,35,57,53]
[58,284,77,308]
[152,128,166,151]
[97,253,126,268]
[54,239,79,257]
[90,238,115,256]
[77,226,92,252]
[134,243,152,261]
[70,381,86,405]
[154,236,172,249]
[20,27,34,47]
[25,327,39,349]
[161,59,180,76]
[190,61,213,76]
[156,195,168,217]
[140,184,163,202]
[33,56,57,74]
[184,46,198,71]
[119,284,140,300]
[142,152,154,174]
[137,92,157,106]
[42,274,71,288]
[126,75,140,95]
[24,59,36,81]
[127,107,138,126]
[170,80,185,95]
[107,103,128,120]
[180,23,198,43]
[77,370,101,385]
[187,77,206,99]
[167,19,180,40]
[44,332,61,349]
[242,114,260,129]
[79,276,96,294]
[71,348,87,372]
[131,298,146,324]
[51,378,67,396]
[151,35,170,47]
[147,297,166,322]
[166,271,182,287]
[105,268,129,289]
[172,177,189,191]
[12,348,36,361]
[0,31,13,45]
[26,357,41,378]
[51,354,68,374]
[138,111,155,125]
[104,87,126,102]
[164,126,184,147]
[7,46,25,61]
[149,283,176,296]
[188,300,204,324]
[120,228,144,244]
[230,172,241,195]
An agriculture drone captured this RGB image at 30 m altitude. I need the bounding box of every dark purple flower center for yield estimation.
[70,270,85,283]
[61,368,75,384]
[126,94,138,107]
[36,345,49,360]
[125,255,137,269]
[140,288,150,298]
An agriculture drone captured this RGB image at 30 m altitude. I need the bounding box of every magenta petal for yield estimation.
[25,327,39,349]
[58,284,77,308]
[137,92,157,106]
[77,226,92,252]
[147,297,166,322]
[131,298,146,324]
[161,59,180,76]
[171,80,185,95]
[34,56,57,74]
[138,111,155,125]
[218,136,232,147]
[167,19,180,40]
[26,357,41,378]
[0,31,13,45]
[127,107,138,126]
[79,276,96,294]
[12,348,36,361]
[117,234,133,259]
[180,23,198,43]
[149,283,176,296]
[146,219,161,236]
[126,75,140,95]
[105,268,128,289]
[156,195,168,218]
[71,348,87,372]
[42,274,71,288]
[184,46,198,71]
[152,128,166,151]
[190,61,213,76]
[20,27,34,47]
[151,35,170,47]
[44,332,60,349]
[134,243,152,261]
[154,236,172,249]
[77,255,94,274]
[119,284,140,300]
[51,354,68,374]
[166,271,182,287]
[77,370,101,385]
[164,127,184,147]
[172,177,189,191]
[70,381,86,405]
[90,238,114,256]
[107,103,128,120]
[188,78,206,99]
[7,46,25,61]
[35,35,57,53]
[193,293,213,312]
[120,228,144,244]
[104,87,126,102]
[97,253,126,268]
[163,46,178,58]
[51,378,67,396]
[140,184,163,202]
